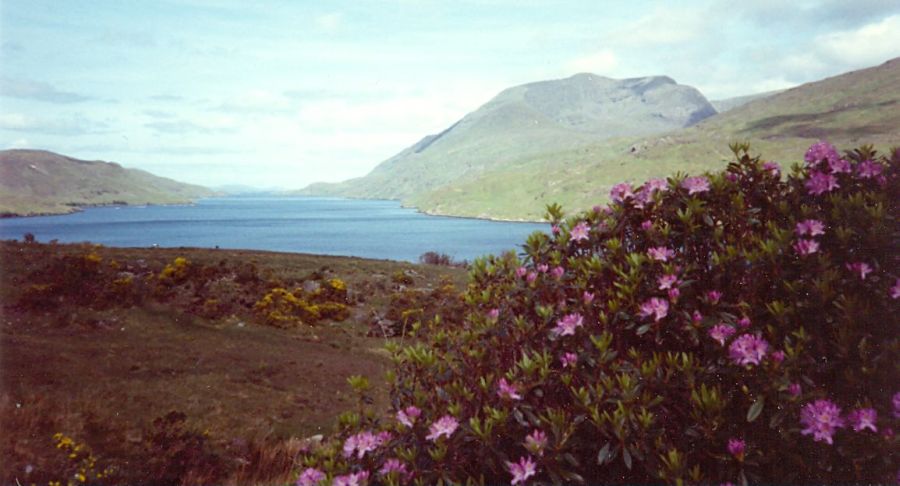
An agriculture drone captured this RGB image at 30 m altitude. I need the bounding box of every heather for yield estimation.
[296,143,898,485]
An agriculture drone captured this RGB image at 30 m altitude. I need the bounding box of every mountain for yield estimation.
[300,73,716,200]
[308,58,900,221]
[710,89,784,113]
[0,150,215,216]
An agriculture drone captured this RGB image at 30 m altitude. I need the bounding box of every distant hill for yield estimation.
[300,73,716,200]
[0,150,215,216]
[306,58,900,220]
[710,89,784,113]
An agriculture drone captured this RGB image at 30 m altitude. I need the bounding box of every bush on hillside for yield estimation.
[294,142,898,485]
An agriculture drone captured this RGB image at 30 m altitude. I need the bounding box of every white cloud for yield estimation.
[565,49,619,75]
[315,13,343,32]
[608,7,708,47]
[7,138,30,148]
[816,14,900,65]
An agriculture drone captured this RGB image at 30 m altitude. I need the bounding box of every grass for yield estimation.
[0,240,466,484]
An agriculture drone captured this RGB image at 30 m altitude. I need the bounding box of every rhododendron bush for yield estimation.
[297,143,899,485]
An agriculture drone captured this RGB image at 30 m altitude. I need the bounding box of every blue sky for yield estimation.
[1,0,899,188]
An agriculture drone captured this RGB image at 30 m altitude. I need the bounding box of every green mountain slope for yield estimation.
[0,150,215,216]
[300,73,716,199]
[321,58,899,221]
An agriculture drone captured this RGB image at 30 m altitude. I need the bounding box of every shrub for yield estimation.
[419,251,452,266]
[295,143,898,485]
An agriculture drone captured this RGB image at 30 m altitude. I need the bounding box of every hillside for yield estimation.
[305,59,899,221]
[710,89,783,113]
[300,73,716,200]
[0,149,215,216]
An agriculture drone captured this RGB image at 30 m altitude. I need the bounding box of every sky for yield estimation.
[1,1,899,189]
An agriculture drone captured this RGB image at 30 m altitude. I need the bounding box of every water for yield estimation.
[0,197,548,262]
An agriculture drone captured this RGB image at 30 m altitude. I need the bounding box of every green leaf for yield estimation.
[747,397,765,422]
[623,447,632,470]
[597,443,611,465]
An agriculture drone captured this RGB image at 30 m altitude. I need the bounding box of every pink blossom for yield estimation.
[641,219,654,231]
[639,297,669,322]
[537,264,549,273]
[805,171,840,195]
[804,141,840,168]
[497,377,523,401]
[800,399,845,445]
[708,324,735,346]
[396,406,421,428]
[771,350,785,364]
[893,392,900,418]
[610,182,634,203]
[644,178,668,193]
[333,471,370,486]
[856,160,883,179]
[846,262,872,280]
[727,438,745,459]
[551,225,560,235]
[551,266,565,280]
[633,189,652,209]
[506,456,538,485]
[343,431,388,459]
[681,176,710,195]
[560,352,578,368]
[891,279,900,299]
[516,266,528,278]
[725,172,738,183]
[426,415,459,442]
[707,290,722,304]
[379,459,410,479]
[668,288,680,301]
[487,308,500,320]
[570,221,590,242]
[795,219,825,237]
[692,310,703,323]
[847,408,878,433]
[296,468,326,486]
[526,272,537,283]
[738,316,751,328]
[794,239,820,256]
[658,274,678,290]
[582,291,595,304]
[728,334,769,366]
[828,157,851,174]
[763,161,781,176]
[524,429,548,456]
[648,246,675,262]
[788,383,802,396]
[552,313,584,337]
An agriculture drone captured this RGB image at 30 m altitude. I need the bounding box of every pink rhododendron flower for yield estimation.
[343,431,388,459]
[891,279,900,299]
[804,141,840,167]
[707,290,722,304]
[641,219,654,231]
[771,350,785,364]
[333,471,370,486]
[582,291,595,304]
[551,266,565,279]
[297,468,326,486]
[379,459,410,479]
[846,262,872,280]
[506,456,537,485]
[560,352,577,368]
[763,161,781,176]
[516,266,528,278]
[644,178,668,193]
[729,334,768,366]
[800,399,845,445]
[805,171,840,195]
[828,157,851,174]
[692,310,703,323]
[497,377,522,401]
[725,172,738,183]
[856,160,883,179]
[426,415,459,442]
[847,408,878,433]
[551,225,560,235]
[738,316,751,328]
[794,239,820,256]
[727,438,745,459]
[639,297,669,322]
[681,176,710,194]
[708,324,735,346]
[789,383,802,396]
[795,219,825,237]
[552,313,584,337]
[668,288,680,301]
[648,246,675,262]
[609,182,634,203]
[569,221,590,242]
[397,406,421,428]
[487,308,499,320]
[537,264,549,273]
[658,274,678,290]
[893,392,900,418]
[524,429,548,456]
[526,271,537,283]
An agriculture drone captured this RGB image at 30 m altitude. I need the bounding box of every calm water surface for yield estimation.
[0,197,548,262]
